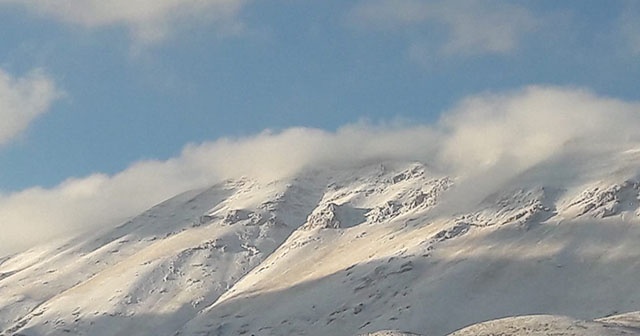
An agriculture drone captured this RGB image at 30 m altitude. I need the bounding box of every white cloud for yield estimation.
[0,68,62,146]
[0,0,248,44]
[349,0,538,56]
[438,86,640,173]
[2,85,640,256]
[0,124,442,255]
[431,86,640,214]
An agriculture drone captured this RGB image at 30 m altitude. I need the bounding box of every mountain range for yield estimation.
[3,149,640,335]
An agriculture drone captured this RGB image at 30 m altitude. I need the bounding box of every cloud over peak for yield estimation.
[439,86,640,173]
[2,85,640,256]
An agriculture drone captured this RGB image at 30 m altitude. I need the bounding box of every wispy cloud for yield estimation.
[0,68,62,147]
[438,86,639,173]
[349,0,538,57]
[2,85,639,256]
[617,4,640,56]
[0,0,248,45]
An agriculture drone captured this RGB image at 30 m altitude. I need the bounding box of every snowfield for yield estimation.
[3,150,640,335]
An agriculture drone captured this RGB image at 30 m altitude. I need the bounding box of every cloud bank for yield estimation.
[0,68,61,147]
[0,0,248,44]
[2,86,640,256]
[349,0,538,56]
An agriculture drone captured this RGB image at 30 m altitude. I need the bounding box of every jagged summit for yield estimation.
[3,157,640,335]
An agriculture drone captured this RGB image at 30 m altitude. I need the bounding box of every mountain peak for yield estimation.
[3,159,640,335]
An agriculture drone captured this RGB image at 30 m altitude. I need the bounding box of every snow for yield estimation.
[359,332,422,336]
[449,314,637,336]
[3,155,640,335]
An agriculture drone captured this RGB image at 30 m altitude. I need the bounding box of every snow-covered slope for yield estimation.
[448,314,640,336]
[3,152,640,335]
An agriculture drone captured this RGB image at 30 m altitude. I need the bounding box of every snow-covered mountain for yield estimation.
[3,151,640,335]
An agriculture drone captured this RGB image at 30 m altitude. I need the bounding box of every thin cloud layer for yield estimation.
[2,86,640,256]
[349,0,538,56]
[618,6,640,56]
[0,0,248,44]
[0,68,61,146]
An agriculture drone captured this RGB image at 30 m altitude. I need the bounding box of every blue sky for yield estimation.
[0,0,638,191]
[1,1,640,255]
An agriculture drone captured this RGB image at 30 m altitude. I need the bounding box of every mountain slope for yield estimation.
[448,314,640,336]
[2,153,640,335]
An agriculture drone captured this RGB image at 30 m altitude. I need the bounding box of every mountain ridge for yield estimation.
[3,154,640,335]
